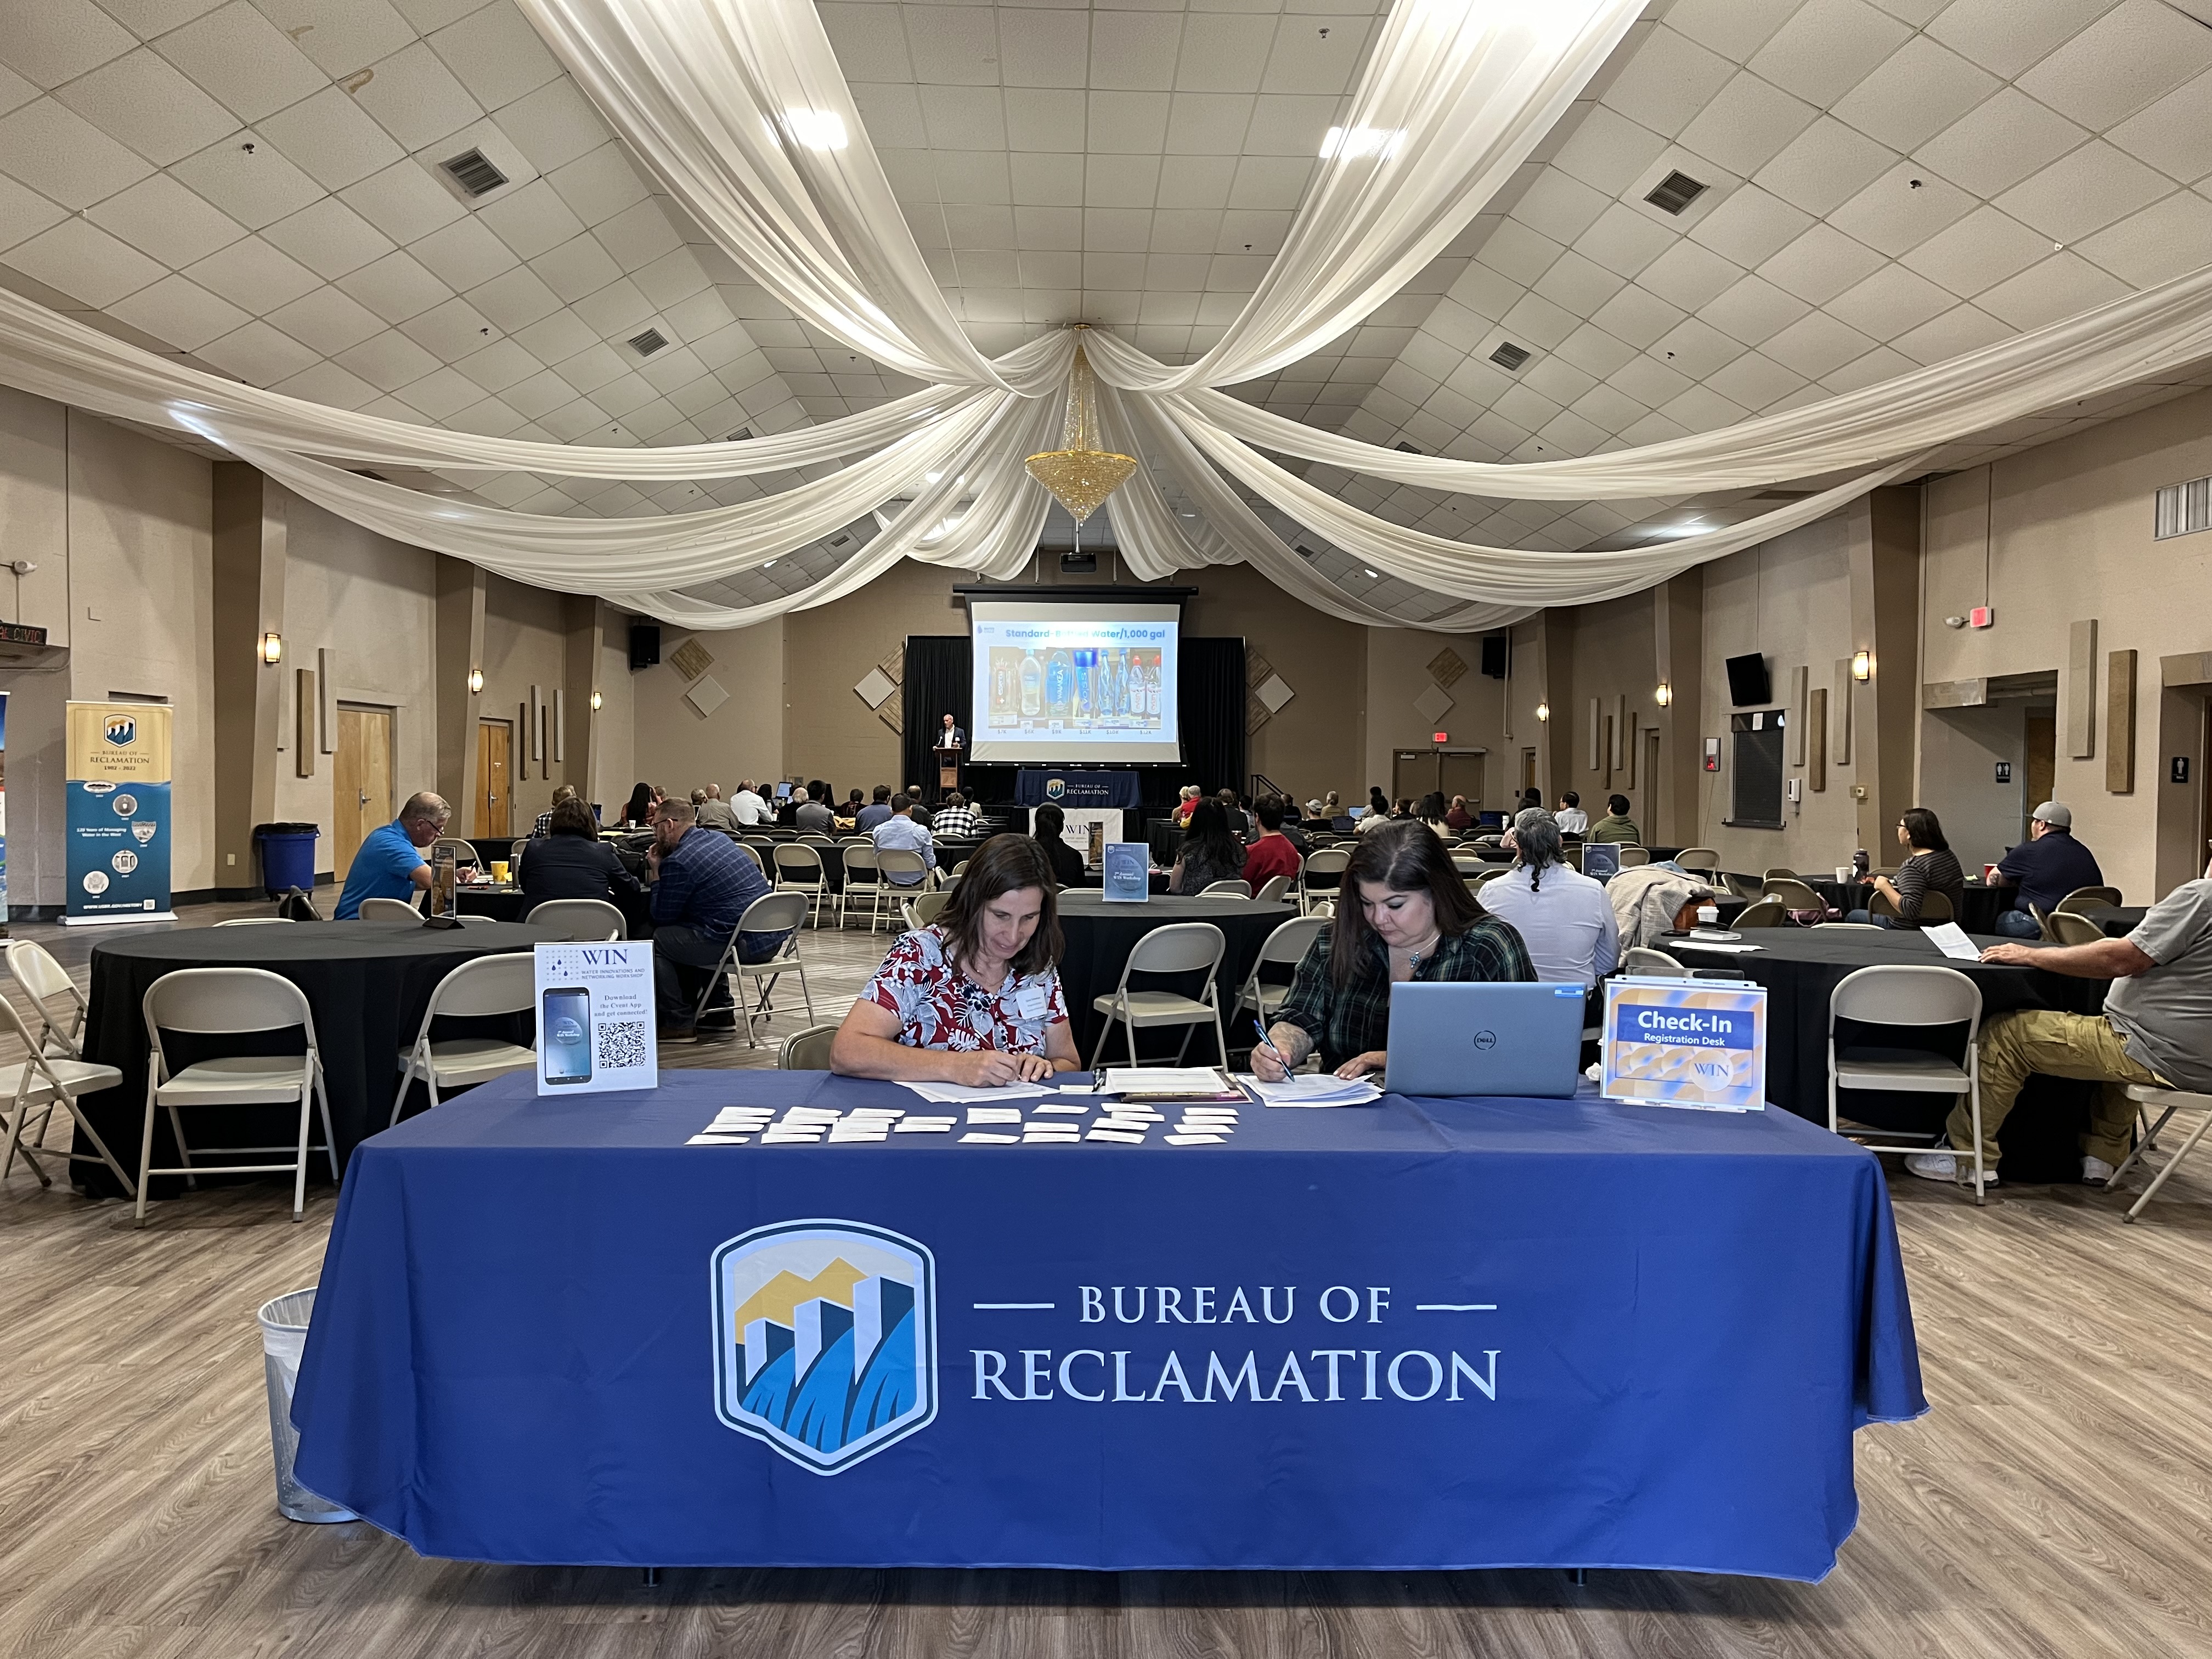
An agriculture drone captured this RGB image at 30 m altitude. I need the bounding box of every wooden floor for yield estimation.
[2,900,2209,1658]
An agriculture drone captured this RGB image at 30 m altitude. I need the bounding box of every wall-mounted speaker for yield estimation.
[629,623,661,671]
[1480,635,1508,679]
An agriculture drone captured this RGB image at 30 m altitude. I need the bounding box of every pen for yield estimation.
[1252,1017,1286,1071]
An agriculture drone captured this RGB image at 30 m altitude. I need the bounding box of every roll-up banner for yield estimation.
[65,701,175,924]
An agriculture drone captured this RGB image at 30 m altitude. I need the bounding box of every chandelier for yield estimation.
[1024,335,1137,525]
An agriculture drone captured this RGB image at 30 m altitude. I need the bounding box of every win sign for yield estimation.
[1601,979,1768,1113]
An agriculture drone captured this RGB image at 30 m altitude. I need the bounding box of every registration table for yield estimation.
[292,1070,1923,1581]
[75,919,565,1199]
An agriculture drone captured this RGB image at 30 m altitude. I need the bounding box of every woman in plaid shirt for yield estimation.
[1253,821,1534,1081]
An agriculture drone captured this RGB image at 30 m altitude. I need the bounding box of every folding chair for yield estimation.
[0,992,132,1194]
[1826,964,1987,1204]
[1675,848,1722,877]
[215,917,295,926]
[2111,1085,2212,1223]
[391,953,539,1125]
[771,844,829,927]
[1763,877,1825,911]
[1088,922,1229,1070]
[6,940,89,1059]
[697,892,815,1046]
[1232,915,1327,1031]
[1252,874,1293,904]
[1300,847,1350,915]
[840,843,885,930]
[509,839,529,867]
[359,895,422,921]
[430,837,481,870]
[1199,879,1252,898]
[1617,847,1651,867]
[901,890,952,930]
[1734,898,1789,928]
[1762,867,1798,881]
[2053,885,2123,916]
[525,897,627,939]
[137,968,337,1226]
[778,1023,840,1071]
[1621,946,1689,977]
[875,849,931,921]
[2047,911,2105,946]
[1870,888,1954,923]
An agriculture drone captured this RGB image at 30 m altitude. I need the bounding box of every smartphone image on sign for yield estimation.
[543,988,592,1085]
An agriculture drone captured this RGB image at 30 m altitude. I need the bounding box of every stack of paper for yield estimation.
[959,1131,1020,1144]
[689,1104,774,1144]
[900,1080,1057,1104]
[1086,1126,1147,1144]
[1021,1120,1082,1143]
[1239,1074,1383,1108]
[1923,922,1983,962]
[967,1105,1024,1125]
[893,1116,957,1133]
[1031,1101,1092,1116]
[1167,1105,1239,1144]
[1094,1066,1243,1101]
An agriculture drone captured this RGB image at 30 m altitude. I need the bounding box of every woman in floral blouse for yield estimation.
[832,834,1080,1085]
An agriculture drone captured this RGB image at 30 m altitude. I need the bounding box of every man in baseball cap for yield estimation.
[1985,800,2104,938]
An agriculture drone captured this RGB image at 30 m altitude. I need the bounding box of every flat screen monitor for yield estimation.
[1724,652,1771,706]
[969,599,1181,764]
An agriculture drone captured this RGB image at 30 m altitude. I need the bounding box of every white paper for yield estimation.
[967,1107,1024,1124]
[1165,1133,1227,1146]
[1923,922,1982,961]
[1675,940,1765,953]
[1087,1127,1148,1144]
[1238,1074,1381,1107]
[686,1134,751,1145]
[893,1119,954,1133]
[899,1080,1056,1104]
[1032,1102,1093,1115]
[535,941,658,1095]
[1096,1066,1233,1094]
[960,1131,1020,1144]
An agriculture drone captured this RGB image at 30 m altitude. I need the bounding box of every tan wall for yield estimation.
[1183,561,1363,804]
[480,575,572,826]
[1362,627,1500,809]
[631,615,787,800]
[1563,591,1660,832]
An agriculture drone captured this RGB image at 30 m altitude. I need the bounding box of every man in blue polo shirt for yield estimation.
[647,798,783,1040]
[1987,801,2104,936]
[335,792,450,919]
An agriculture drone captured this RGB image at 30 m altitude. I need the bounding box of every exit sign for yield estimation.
[1432,731,1448,743]
[1968,605,1994,628]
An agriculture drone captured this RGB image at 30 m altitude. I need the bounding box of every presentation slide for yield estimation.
[969,600,1181,764]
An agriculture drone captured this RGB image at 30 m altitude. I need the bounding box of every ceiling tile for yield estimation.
[1757,222,1886,304]
[1760,308,1879,377]
[819,3,913,86]
[1090,10,1182,91]
[2016,0,2212,132]
[1688,183,1812,267]
[1751,114,1897,216]
[196,315,320,383]
[1157,153,1237,210]
[1549,105,1672,198]
[1004,87,1084,153]
[1261,15,1369,95]
[1994,142,2174,244]
[943,149,1016,205]
[1226,154,1310,210]
[1649,314,1747,378]
[0,64,35,121]
[1821,262,1955,338]
[1675,70,1820,178]
[630,246,711,310]
[353,41,483,152]
[91,0,228,32]
[2105,73,2212,186]
[258,85,407,190]
[393,363,484,419]
[1635,239,1744,312]
[54,48,241,166]
[592,197,682,267]
[1746,0,1911,106]
[408,213,517,290]
[1573,201,1675,278]
[398,292,496,357]
[0,98,156,208]
[476,176,588,260]
[337,157,466,244]
[2074,189,2212,286]
[424,0,563,112]
[7,215,166,306]
[170,127,322,225]
[266,281,387,354]
[269,359,381,410]
[0,173,70,252]
[1924,0,2116,82]
[250,0,415,80]
[1601,26,1737,139]
[86,172,246,267]
[1087,91,1170,153]
[1972,251,2131,330]
[1887,302,2014,365]
[572,274,656,337]
[1174,13,1273,94]
[1475,218,1565,285]
[489,76,608,176]
[0,0,136,90]
[1589,284,1685,349]
[1164,91,1253,154]
[334,247,450,322]
[106,270,250,349]
[453,336,540,393]
[185,231,321,311]
[1826,161,1976,257]
[512,304,597,362]
[331,325,442,391]
[1536,247,1629,318]
[904,4,998,87]
[1703,348,1807,409]
[151,1,327,125]
[1699,270,1812,345]
[1662,0,1805,66]
[1829,36,1999,154]
[1911,88,2089,201]
[1510,170,1613,248]
[259,194,395,279]
[919,83,1007,150]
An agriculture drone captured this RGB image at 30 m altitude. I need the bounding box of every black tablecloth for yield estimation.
[1668,926,2107,1182]
[2084,906,2147,938]
[743,839,990,894]
[1054,893,1294,1061]
[456,883,655,936]
[1798,877,2011,932]
[75,919,565,1200]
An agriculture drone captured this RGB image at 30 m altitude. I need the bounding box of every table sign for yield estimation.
[1602,976,1767,1112]
[1581,842,1621,882]
[63,701,175,924]
[534,940,657,1094]
[1101,842,1150,902]
[1035,806,1118,868]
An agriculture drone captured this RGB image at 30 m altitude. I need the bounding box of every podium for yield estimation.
[934,743,961,796]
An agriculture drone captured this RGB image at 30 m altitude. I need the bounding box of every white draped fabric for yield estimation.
[0,0,2198,631]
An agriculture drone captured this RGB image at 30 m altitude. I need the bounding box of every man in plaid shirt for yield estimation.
[647,799,786,1040]
[930,791,979,839]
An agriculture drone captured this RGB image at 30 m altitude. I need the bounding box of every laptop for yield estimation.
[1383,981,1589,1098]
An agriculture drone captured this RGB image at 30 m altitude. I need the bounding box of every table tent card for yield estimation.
[1601,976,1768,1113]
[1101,842,1151,902]
[533,941,657,1094]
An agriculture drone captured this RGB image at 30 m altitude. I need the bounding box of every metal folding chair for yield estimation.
[0,992,132,1194]
[359,895,422,921]
[1232,915,1327,1031]
[6,941,88,1059]
[391,953,539,1126]
[1087,922,1229,1070]
[771,844,829,928]
[1827,964,1987,1204]
[525,897,627,939]
[778,1023,840,1070]
[2112,1085,2212,1223]
[697,892,815,1046]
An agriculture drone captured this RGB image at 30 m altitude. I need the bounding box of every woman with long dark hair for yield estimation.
[1169,798,1246,894]
[619,782,656,827]
[831,833,1077,1084]
[1848,806,1966,928]
[1253,821,1535,1080]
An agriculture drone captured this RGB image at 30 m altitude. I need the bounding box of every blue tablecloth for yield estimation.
[1015,769,1142,808]
[292,1071,1923,1580]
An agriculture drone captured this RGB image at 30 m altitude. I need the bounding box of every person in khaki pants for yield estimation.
[1909,864,2212,1188]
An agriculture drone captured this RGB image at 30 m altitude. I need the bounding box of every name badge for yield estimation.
[1013,981,1050,1022]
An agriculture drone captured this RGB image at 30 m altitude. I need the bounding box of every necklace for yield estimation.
[1395,931,1442,973]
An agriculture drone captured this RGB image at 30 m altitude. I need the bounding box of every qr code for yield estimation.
[596,1020,647,1070]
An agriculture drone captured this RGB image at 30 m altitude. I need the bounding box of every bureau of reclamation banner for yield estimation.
[65,701,174,924]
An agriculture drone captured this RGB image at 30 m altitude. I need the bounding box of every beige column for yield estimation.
[211,465,286,894]
[1652,572,1704,846]
[1849,487,1922,854]
[434,557,486,819]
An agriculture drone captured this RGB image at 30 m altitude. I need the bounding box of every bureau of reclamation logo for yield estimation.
[710,1220,936,1474]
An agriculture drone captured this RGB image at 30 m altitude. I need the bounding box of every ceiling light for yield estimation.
[782,109,848,150]
[1647,520,1707,540]
[261,631,283,665]
[1536,702,1550,723]
[1321,126,1404,161]
[589,690,603,712]
[467,668,483,694]
[1851,650,1872,682]
[1362,567,1380,578]
[1654,681,1671,707]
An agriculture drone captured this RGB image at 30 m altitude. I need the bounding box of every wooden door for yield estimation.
[1521,748,1537,792]
[2024,711,2056,823]
[476,720,512,837]
[1391,751,1439,803]
[1642,730,1661,830]
[332,706,393,879]
[1438,750,1484,809]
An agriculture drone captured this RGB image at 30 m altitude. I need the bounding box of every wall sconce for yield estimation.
[261,631,283,664]
[1851,650,1872,682]
[1535,701,1550,723]
[1654,681,1672,707]
[467,667,484,694]
[589,690,603,712]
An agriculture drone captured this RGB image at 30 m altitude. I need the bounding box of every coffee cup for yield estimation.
[490,860,510,883]
[1835,866,1853,884]
[1697,905,1720,926]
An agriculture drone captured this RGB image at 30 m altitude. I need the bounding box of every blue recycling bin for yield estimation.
[254,823,319,898]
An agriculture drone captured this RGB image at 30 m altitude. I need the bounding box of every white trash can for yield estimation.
[257,1289,358,1523]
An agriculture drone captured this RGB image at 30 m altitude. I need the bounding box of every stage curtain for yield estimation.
[1180,638,1248,801]
[901,636,971,796]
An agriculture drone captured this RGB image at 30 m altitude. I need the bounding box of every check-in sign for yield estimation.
[1601,979,1767,1113]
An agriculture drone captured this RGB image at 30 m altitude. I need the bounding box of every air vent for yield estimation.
[725,426,754,442]
[627,327,669,357]
[1294,544,1322,560]
[1643,170,1708,216]
[1748,489,1812,501]
[1393,440,1421,454]
[439,148,508,198]
[1488,341,1531,371]
[828,534,850,548]
[2155,475,2212,539]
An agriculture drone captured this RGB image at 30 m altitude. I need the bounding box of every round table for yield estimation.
[75,919,566,1200]
[1799,877,2012,932]
[1053,893,1295,1062]
[458,882,654,936]
[1668,924,2107,1182]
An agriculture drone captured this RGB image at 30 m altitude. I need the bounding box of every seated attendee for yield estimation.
[1988,800,2104,937]
[1255,821,1537,1081]
[793,786,836,835]
[693,785,739,833]
[1909,859,2212,1188]
[871,793,938,887]
[1031,802,1087,887]
[1173,784,1202,828]
[1273,797,1312,855]
[729,779,771,826]
[839,788,867,825]
[830,834,1078,1084]
[1476,810,1620,986]
[335,791,449,918]
[618,782,656,828]
[532,783,578,837]
[932,791,980,839]
[1216,788,1251,837]
[773,787,800,827]
[1367,786,1391,819]
[1170,799,1248,894]
[1554,791,1589,834]
[519,798,646,913]
[1242,799,1302,890]
[647,798,783,1041]
[1586,794,1639,843]
[1356,799,1397,834]
[855,784,895,832]
[1444,794,1473,832]
[1517,788,1543,812]
[1847,807,1965,929]
[1417,792,1451,834]
[903,788,934,829]
[1321,791,1343,820]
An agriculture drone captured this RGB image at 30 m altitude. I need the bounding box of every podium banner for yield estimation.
[1013,769,1142,809]
[66,702,175,923]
